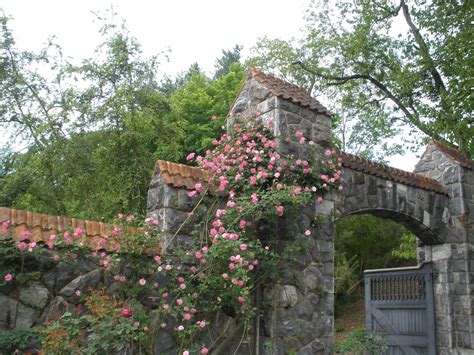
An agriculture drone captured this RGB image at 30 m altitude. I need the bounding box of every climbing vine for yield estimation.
[1,113,342,354]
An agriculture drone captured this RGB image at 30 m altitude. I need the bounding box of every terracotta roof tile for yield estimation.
[341,152,447,195]
[0,207,137,251]
[156,160,210,190]
[248,68,332,116]
[433,141,473,169]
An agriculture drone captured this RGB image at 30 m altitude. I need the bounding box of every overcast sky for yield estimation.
[0,0,420,170]
[0,0,311,76]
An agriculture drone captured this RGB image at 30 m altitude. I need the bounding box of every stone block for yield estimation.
[59,268,101,298]
[256,96,278,113]
[432,244,452,260]
[311,123,331,146]
[276,319,316,345]
[303,264,322,293]
[284,111,303,125]
[449,198,469,216]
[19,281,51,310]
[443,165,464,184]
[279,285,299,308]
[153,331,177,354]
[43,261,83,294]
[153,207,190,234]
[0,294,39,329]
[277,97,300,114]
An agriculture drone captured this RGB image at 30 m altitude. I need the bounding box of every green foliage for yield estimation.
[334,214,417,314]
[249,0,473,155]
[0,113,342,353]
[335,330,388,354]
[0,327,40,353]
[214,45,243,79]
[0,11,244,220]
[169,63,245,158]
[335,214,413,274]
[392,232,417,260]
[335,253,359,296]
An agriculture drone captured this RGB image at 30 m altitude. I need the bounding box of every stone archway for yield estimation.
[147,68,473,354]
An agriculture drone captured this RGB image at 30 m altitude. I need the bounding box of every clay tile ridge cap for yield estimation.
[340,151,447,195]
[432,140,473,169]
[247,67,332,116]
[156,160,209,190]
[0,206,137,251]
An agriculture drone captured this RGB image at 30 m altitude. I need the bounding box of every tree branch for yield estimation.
[292,60,449,144]
[400,0,446,96]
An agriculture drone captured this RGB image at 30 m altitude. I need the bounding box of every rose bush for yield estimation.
[0,113,342,354]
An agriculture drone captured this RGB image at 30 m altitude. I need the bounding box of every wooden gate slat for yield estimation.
[371,308,419,355]
[365,262,436,355]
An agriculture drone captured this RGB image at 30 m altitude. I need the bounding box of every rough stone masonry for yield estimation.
[148,68,473,354]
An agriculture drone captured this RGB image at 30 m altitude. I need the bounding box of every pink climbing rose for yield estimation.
[276,205,284,216]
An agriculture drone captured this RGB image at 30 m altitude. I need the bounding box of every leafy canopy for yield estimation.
[249,0,473,156]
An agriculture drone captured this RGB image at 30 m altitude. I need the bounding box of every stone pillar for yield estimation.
[415,142,474,353]
[229,74,335,354]
[147,161,199,251]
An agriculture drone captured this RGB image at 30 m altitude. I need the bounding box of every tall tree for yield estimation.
[0,13,181,220]
[169,62,245,159]
[249,0,473,157]
[214,45,243,80]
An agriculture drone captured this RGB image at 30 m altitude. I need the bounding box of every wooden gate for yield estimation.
[364,262,436,355]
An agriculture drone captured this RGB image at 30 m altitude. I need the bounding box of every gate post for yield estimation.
[415,142,474,353]
[228,69,337,354]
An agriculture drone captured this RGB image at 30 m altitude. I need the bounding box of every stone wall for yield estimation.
[338,167,448,244]
[0,245,103,351]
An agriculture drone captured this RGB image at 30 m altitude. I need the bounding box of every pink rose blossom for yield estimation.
[276,205,284,216]
[133,322,140,327]
[21,230,31,240]
[251,193,259,204]
[1,220,10,230]
[18,242,27,251]
[73,227,83,238]
[304,230,311,236]
[178,325,185,331]
[75,290,81,297]
[186,152,195,161]
[293,187,302,195]
[139,278,146,286]
[238,296,245,303]
[4,273,13,282]
[201,348,209,354]
[121,308,133,318]
[198,320,206,328]
[240,243,248,251]
[239,220,247,229]
[184,313,191,320]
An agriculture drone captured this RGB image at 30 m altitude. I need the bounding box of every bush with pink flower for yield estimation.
[0,112,341,354]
